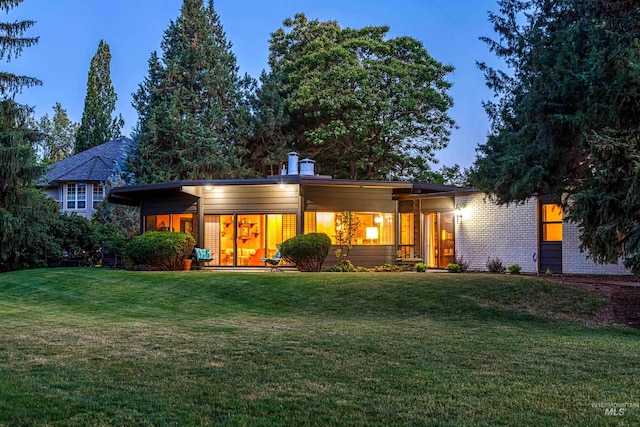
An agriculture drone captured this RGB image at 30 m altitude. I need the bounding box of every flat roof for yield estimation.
[107,175,472,206]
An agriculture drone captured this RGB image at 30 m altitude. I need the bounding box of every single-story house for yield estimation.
[107,152,631,275]
[40,136,132,219]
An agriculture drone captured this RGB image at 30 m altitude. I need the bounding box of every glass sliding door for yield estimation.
[204,214,296,267]
[237,214,263,266]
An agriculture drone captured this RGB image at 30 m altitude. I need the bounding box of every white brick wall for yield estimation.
[454,193,632,275]
[562,221,631,275]
[454,194,538,273]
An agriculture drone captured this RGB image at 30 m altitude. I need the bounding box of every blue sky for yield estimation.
[6,0,501,169]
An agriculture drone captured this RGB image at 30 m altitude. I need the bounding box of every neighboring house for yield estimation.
[40,136,133,219]
[107,152,631,275]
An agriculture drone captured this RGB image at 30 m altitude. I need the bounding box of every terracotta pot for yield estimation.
[181,259,192,271]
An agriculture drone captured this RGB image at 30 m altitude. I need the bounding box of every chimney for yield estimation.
[299,158,315,175]
[287,152,299,175]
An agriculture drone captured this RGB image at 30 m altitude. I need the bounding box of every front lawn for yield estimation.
[0,269,638,426]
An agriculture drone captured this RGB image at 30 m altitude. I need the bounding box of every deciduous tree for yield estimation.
[253,14,455,180]
[75,40,123,153]
[472,0,640,274]
[31,102,78,163]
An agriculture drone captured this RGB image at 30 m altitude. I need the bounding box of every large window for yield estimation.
[304,211,394,245]
[67,183,86,209]
[542,204,563,241]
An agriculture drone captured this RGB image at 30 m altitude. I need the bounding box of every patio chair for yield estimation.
[193,247,213,270]
[261,244,282,271]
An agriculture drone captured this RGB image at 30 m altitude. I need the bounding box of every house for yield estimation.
[107,152,631,275]
[40,136,132,219]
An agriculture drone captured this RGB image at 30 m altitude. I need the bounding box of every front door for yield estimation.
[424,212,455,268]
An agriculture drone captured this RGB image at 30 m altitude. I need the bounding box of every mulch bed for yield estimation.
[545,275,640,329]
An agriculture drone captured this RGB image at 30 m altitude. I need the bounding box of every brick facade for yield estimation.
[562,220,630,275]
[454,194,538,273]
[453,193,632,275]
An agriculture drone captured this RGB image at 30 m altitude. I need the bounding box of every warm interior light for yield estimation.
[374,216,383,224]
[366,227,379,240]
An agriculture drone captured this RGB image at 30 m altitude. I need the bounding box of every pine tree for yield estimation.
[132,0,252,183]
[0,0,59,271]
[75,39,123,153]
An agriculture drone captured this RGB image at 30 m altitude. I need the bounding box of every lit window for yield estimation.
[304,212,394,245]
[399,213,415,258]
[542,204,562,241]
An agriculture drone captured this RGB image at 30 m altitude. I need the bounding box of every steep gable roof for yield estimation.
[42,136,132,185]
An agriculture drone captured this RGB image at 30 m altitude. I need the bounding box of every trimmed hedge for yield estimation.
[280,233,331,272]
[124,232,195,271]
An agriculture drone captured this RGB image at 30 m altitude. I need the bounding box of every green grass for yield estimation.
[0,269,638,426]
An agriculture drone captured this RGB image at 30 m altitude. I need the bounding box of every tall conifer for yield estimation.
[132,0,252,183]
[75,39,123,153]
[0,0,57,271]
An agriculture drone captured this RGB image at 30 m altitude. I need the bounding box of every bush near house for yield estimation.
[415,262,427,272]
[446,263,462,273]
[508,264,522,274]
[486,257,506,273]
[280,232,331,272]
[124,231,194,271]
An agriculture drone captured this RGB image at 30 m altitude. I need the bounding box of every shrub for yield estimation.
[486,257,506,273]
[453,254,470,272]
[124,232,194,271]
[324,259,359,272]
[446,263,462,273]
[508,263,522,274]
[415,262,427,272]
[371,264,411,272]
[280,233,331,272]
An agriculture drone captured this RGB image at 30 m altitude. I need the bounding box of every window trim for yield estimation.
[66,182,87,210]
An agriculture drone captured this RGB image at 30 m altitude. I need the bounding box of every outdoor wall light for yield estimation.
[204,184,212,191]
[455,204,463,224]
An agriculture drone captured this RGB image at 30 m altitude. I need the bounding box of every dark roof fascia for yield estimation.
[107,176,418,206]
[393,187,479,200]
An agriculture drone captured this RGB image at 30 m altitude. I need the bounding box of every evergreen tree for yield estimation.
[31,102,78,163]
[132,0,252,183]
[75,39,123,153]
[472,0,640,274]
[0,0,40,95]
[0,0,60,271]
